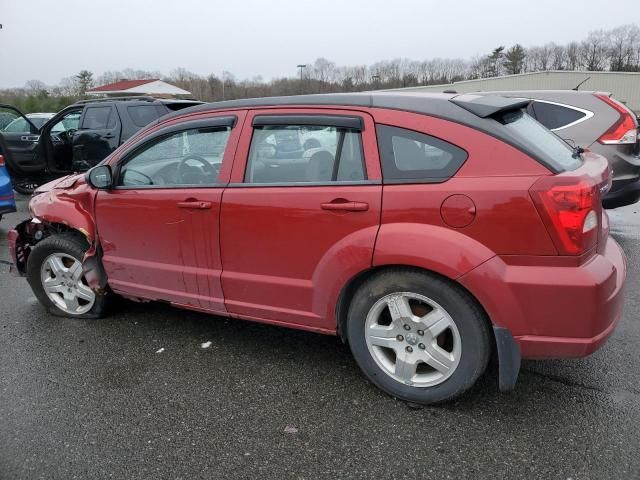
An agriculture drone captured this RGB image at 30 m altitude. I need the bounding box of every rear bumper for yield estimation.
[459,236,626,359]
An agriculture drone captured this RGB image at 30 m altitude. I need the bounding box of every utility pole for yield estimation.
[221,71,225,101]
[297,64,306,94]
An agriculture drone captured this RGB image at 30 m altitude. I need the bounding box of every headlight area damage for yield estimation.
[8,174,108,293]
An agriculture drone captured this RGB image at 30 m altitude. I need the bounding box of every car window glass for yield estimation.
[244,125,365,183]
[51,111,81,133]
[376,125,467,182]
[128,105,161,128]
[81,106,112,130]
[118,127,230,187]
[3,118,30,132]
[498,109,582,171]
[530,102,586,130]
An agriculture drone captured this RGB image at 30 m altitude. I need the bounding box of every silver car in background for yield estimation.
[477,90,640,208]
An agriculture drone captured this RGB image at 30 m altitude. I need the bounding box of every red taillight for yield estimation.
[596,94,638,145]
[0,155,4,167]
[530,180,600,255]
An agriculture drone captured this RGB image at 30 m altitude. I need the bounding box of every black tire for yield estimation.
[26,233,109,318]
[346,269,491,404]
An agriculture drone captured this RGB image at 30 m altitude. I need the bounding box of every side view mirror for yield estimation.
[87,165,112,189]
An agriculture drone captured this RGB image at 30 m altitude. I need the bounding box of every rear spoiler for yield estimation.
[449,94,530,118]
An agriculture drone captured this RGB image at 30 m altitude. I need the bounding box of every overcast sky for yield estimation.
[0,0,635,88]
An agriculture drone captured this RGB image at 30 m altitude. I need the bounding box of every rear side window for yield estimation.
[530,101,587,130]
[128,105,161,128]
[498,110,582,171]
[376,125,467,183]
[81,106,112,130]
[244,125,365,184]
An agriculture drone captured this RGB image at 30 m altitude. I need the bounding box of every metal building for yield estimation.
[391,70,640,113]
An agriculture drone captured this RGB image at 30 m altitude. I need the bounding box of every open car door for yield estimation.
[0,104,45,177]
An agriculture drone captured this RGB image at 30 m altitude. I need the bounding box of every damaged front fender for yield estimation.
[10,174,108,290]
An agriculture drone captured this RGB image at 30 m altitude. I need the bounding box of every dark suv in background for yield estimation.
[0,97,201,193]
[476,90,640,208]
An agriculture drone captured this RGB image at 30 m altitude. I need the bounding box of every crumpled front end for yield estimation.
[7,173,108,290]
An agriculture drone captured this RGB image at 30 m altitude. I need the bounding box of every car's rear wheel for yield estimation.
[346,269,491,404]
[26,233,108,318]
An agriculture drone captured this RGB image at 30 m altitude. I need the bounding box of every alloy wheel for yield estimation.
[364,292,461,387]
[40,253,95,315]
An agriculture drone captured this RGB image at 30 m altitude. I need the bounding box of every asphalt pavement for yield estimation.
[1,195,639,480]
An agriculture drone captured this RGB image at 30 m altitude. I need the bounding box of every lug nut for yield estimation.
[418,343,425,350]
[403,324,411,331]
[396,335,404,342]
[406,346,413,353]
[417,330,424,336]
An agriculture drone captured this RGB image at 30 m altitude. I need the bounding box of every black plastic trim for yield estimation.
[226,179,381,188]
[252,114,363,130]
[112,183,227,191]
[493,326,521,392]
[450,94,531,118]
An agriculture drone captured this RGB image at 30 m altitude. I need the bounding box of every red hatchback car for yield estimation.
[8,92,626,404]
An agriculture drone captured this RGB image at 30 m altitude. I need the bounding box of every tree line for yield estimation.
[2,24,639,112]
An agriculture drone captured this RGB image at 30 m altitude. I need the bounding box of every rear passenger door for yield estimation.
[219,109,382,330]
[73,104,121,170]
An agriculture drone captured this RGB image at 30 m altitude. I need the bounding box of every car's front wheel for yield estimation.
[346,269,491,404]
[26,233,108,318]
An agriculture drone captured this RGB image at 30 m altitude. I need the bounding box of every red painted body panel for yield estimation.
[29,175,97,241]
[459,236,626,358]
[95,188,227,312]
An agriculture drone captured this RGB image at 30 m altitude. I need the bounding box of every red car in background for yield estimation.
[8,92,626,404]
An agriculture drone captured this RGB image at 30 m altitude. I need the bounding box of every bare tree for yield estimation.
[608,24,640,71]
[566,41,581,70]
[580,30,609,71]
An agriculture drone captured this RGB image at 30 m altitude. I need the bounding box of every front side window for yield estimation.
[376,125,467,183]
[81,106,112,130]
[244,125,365,184]
[118,127,230,187]
[51,111,81,133]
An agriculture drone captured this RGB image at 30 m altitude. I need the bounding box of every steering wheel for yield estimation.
[177,154,218,184]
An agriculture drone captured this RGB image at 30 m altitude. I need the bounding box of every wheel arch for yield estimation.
[335,264,494,342]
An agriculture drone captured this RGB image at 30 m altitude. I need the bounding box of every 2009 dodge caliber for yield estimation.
[8,92,627,404]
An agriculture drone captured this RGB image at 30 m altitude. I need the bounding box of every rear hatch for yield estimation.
[451,94,612,256]
[495,106,612,257]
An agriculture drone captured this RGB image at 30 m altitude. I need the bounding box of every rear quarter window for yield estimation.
[530,101,587,130]
[376,125,467,183]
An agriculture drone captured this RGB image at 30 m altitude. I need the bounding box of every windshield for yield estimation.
[498,109,582,171]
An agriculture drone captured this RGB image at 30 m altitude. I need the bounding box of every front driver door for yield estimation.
[0,104,42,175]
[73,105,121,171]
[94,111,245,312]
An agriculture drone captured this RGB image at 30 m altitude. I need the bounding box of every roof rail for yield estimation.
[73,96,158,105]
